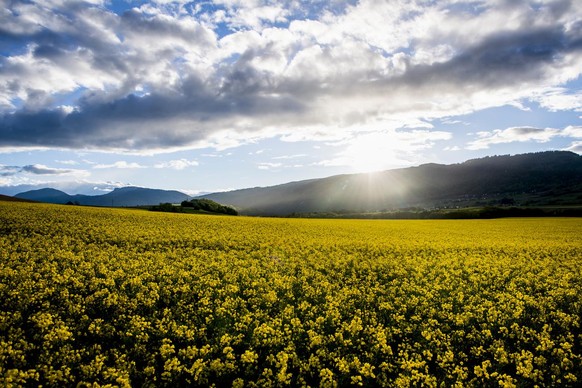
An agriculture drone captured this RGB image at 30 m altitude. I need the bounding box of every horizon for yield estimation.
[1,1,582,196]
[4,150,579,198]
[0,151,508,197]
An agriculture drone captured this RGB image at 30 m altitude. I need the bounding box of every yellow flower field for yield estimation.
[0,201,580,387]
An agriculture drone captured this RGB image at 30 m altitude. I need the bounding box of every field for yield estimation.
[0,202,580,387]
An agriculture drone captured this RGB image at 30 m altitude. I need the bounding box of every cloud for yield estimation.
[92,159,199,170]
[272,154,307,160]
[56,160,79,165]
[0,165,20,177]
[444,146,461,151]
[0,163,87,177]
[21,164,73,175]
[441,119,464,125]
[467,125,582,150]
[565,140,582,153]
[154,159,199,170]
[93,161,146,169]
[533,88,582,112]
[257,162,282,170]
[0,1,581,153]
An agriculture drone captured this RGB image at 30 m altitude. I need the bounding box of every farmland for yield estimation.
[0,201,580,386]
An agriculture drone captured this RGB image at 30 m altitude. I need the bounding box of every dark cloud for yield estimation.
[0,29,34,54]
[0,165,20,177]
[0,164,73,176]
[545,0,574,19]
[0,76,306,150]
[1,110,68,147]
[397,26,579,89]
[510,127,546,135]
[33,44,68,60]
[121,9,214,45]
[0,4,107,52]
[21,165,73,175]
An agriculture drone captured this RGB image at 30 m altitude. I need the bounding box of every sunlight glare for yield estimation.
[343,132,405,173]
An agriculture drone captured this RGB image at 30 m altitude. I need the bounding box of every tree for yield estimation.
[180,199,238,215]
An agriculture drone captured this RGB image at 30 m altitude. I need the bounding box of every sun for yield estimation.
[342,133,404,173]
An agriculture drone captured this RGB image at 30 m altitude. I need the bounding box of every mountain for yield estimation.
[15,188,74,204]
[0,182,130,196]
[15,186,189,207]
[200,151,582,216]
[87,187,189,207]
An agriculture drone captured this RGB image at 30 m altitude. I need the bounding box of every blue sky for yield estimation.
[1,0,581,196]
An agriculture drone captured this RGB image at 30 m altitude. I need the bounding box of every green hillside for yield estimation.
[202,151,582,215]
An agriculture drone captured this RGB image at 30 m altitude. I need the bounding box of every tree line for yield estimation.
[149,199,238,215]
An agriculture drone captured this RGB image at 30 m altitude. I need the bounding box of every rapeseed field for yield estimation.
[0,202,580,386]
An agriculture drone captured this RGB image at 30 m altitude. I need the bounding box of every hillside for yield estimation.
[201,151,582,215]
[13,188,73,203]
[15,186,189,207]
[0,194,36,203]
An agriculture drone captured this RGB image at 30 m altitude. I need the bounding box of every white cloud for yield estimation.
[565,141,582,153]
[467,125,582,150]
[56,160,79,165]
[533,88,582,112]
[93,161,146,169]
[248,149,266,155]
[224,4,289,31]
[444,146,461,151]
[441,119,468,125]
[272,154,307,160]
[154,159,199,170]
[257,162,282,170]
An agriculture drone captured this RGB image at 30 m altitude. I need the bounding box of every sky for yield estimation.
[1,0,581,196]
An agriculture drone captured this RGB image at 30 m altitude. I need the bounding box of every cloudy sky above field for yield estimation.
[1,0,581,195]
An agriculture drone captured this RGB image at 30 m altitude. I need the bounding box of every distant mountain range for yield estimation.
[0,182,129,197]
[201,151,582,215]
[7,151,582,215]
[14,186,189,207]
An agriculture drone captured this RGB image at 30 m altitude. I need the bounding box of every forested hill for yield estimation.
[200,151,582,216]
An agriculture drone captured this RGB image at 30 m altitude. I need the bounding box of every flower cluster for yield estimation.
[0,202,580,386]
